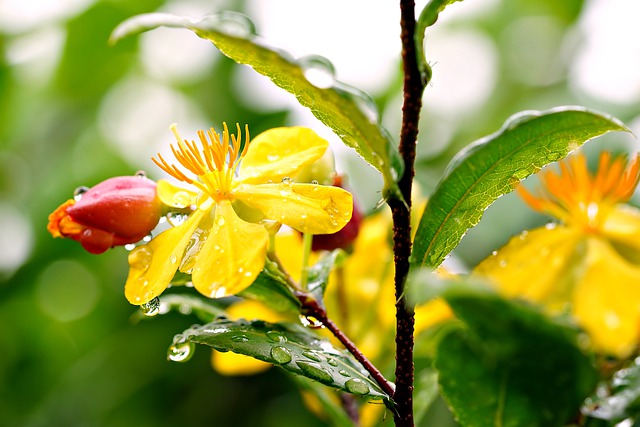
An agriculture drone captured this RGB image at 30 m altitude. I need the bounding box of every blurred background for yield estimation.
[1,0,639,425]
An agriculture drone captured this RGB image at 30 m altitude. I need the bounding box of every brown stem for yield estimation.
[390,0,426,426]
[301,299,396,398]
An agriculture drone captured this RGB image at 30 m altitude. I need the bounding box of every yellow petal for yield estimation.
[234,182,353,234]
[601,205,640,253]
[124,209,205,305]
[157,179,198,208]
[192,200,269,298]
[573,238,640,357]
[211,351,271,376]
[238,127,328,184]
[474,225,583,309]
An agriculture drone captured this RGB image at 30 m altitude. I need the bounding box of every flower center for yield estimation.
[518,152,640,233]
[153,123,250,203]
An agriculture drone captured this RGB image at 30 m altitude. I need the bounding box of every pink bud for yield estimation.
[48,175,162,254]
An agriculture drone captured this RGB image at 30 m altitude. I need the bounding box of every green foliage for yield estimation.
[411,107,629,270]
[110,12,404,199]
[435,285,598,427]
[173,318,391,401]
[583,359,640,425]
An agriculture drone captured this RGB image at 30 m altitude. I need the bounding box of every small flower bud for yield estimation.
[294,147,336,185]
[47,175,162,254]
[311,175,363,252]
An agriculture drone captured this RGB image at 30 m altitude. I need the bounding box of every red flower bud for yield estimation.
[48,175,162,254]
[311,175,363,252]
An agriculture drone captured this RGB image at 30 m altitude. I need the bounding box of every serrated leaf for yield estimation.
[175,318,391,401]
[110,12,403,198]
[411,107,630,269]
[435,286,598,427]
[583,359,640,424]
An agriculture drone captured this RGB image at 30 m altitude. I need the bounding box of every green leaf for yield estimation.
[110,12,403,198]
[172,318,391,401]
[415,0,464,85]
[306,249,346,304]
[411,107,630,270]
[435,286,598,427]
[238,266,302,315]
[293,377,357,427]
[583,359,640,425]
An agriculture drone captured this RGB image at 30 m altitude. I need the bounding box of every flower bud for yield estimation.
[311,175,363,252]
[294,146,336,185]
[47,175,162,254]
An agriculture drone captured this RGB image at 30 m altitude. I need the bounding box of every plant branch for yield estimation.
[299,296,397,399]
[388,0,427,426]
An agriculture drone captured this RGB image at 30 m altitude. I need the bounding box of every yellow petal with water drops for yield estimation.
[573,238,640,358]
[474,225,584,310]
[238,127,329,184]
[124,209,205,305]
[234,182,353,235]
[157,179,198,208]
[192,200,269,298]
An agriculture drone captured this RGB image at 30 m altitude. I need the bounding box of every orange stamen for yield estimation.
[518,152,640,233]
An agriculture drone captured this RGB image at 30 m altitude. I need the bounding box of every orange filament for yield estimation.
[518,152,640,233]
[153,123,250,202]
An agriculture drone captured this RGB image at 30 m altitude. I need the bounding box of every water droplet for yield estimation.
[296,361,332,384]
[299,315,324,329]
[345,378,370,395]
[338,370,351,377]
[172,191,191,209]
[231,334,249,343]
[326,358,338,367]
[300,214,307,219]
[266,331,287,343]
[335,83,379,122]
[299,55,336,89]
[498,259,508,268]
[267,153,280,162]
[167,341,195,362]
[491,250,498,256]
[197,11,256,38]
[140,296,160,317]
[124,243,136,251]
[545,222,557,230]
[282,177,292,184]
[169,255,178,264]
[311,180,319,185]
[301,350,322,362]
[270,346,292,364]
[73,186,89,200]
[216,216,226,227]
[129,246,153,272]
[135,170,146,178]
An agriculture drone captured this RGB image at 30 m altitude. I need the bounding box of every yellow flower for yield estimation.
[125,124,353,305]
[475,152,640,357]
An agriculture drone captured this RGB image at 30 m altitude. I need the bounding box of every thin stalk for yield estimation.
[389,0,427,426]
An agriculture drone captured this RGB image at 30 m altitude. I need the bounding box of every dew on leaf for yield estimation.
[270,346,292,364]
[301,350,322,362]
[345,378,370,395]
[296,361,332,384]
[266,331,287,343]
[167,341,195,363]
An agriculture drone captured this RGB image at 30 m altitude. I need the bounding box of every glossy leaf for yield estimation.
[435,286,598,427]
[306,249,346,304]
[173,318,391,401]
[238,266,302,315]
[411,107,629,269]
[583,359,640,425]
[110,12,403,198]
